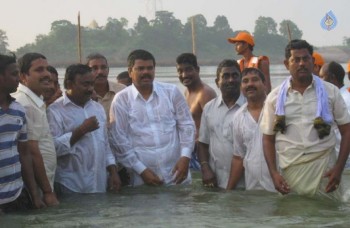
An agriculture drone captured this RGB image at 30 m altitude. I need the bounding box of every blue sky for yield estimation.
[1,0,349,50]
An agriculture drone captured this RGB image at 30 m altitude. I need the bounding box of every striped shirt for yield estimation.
[0,98,27,205]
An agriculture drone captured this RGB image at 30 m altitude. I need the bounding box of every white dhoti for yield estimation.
[281,149,344,201]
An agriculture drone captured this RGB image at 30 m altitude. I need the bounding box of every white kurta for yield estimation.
[231,103,275,192]
[47,94,116,193]
[109,81,195,186]
[199,95,246,189]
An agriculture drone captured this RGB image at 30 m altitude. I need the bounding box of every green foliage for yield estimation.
[13,11,306,66]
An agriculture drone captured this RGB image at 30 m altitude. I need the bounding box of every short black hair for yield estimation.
[127,49,155,68]
[86,53,108,65]
[216,59,240,80]
[18,52,46,74]
[241,67,265,82]
[285,39,313,60]
[47,65,58,76]
[327,61,345,85]
[64,64,91,89]
[176,53,199,69]
[0,53,16,75]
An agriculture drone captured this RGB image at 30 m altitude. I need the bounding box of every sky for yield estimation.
[1,0,349,50]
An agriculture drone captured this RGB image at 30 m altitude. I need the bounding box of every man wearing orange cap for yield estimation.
[312,52,325,76]
[228,31,271,93]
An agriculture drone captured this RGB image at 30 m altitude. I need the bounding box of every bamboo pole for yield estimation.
[286,22,292,41]
[77,11,82,63]
[191,17,196,55]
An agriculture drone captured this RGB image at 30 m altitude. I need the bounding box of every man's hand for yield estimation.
[107,166,122,193]
[272,172,290,194]
[324,165,342,193]
[80,116,100,134]
[31,195,46,209]
[172,157,190,184]
[201,163,217,187]
[140,168,164,186]
[43,191,59,207]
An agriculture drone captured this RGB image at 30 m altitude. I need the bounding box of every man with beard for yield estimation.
[109,49,195,186]
[228,31,271,93]
[47,64,121,194]
[226,68,275,192]
[198,59,245,189]
[261,40,350,200]
[176,53,216,170]
[86,53,125,122]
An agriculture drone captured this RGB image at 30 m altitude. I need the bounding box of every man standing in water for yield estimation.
[109,49,195,186]
[47,64,121,194]
[226,68,275,192]
[176,53,216,170]
[198,59,245,189]
[12,53,59,206]
[261,39,350,200]
[86,53,126,122]
[0,54,44,212]
[228,31,271,93]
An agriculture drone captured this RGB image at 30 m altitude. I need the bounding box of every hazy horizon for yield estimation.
[1,0,349,50]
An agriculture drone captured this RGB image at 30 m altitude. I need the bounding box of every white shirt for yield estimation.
[47,93,116,193]
[231,103,275,192]
[109,81,195,186]
[340,85,350,113]
[198,95,246,189]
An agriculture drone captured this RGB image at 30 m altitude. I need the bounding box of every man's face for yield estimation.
[241,72,266,100]
[176,63,199,87]
[67,72,94,105]
[216,66,241,96]
[88,58,109,84]
[42,73,62,104]
[284,49,314,83]
[0,63,20,94]
[319,65,335,84]
[235,41,248,55]
[21,58,51,96]
[129,59,155,90]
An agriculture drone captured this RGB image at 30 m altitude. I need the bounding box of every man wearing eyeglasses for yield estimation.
[109,49,196,187]
[197,59,245,189]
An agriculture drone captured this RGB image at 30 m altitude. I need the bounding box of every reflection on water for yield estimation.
[2,172,350,227]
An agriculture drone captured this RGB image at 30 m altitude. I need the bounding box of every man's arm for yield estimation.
[258,58,271,94]
[18,141,45,209]
[198,142,217,187]
[226,155,244,190]
[262,134,290,194]
[324,123,350,193]
[27,140,59,206]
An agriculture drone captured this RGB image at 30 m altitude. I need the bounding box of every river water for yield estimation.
[2,65,350,227]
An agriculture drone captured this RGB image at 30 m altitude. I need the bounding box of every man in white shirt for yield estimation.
[226,68,275,192]
[12,53,59,206]
[198,59,245,189]
[109,49,195,187]
[47,64,121,194]
[261,40,350,200]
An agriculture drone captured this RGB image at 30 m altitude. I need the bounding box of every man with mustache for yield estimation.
[226,68,275,192]
[197,59,245,189]
[86,53,126,122]
[109,49,195,186]
[47,64,121,194]
[42,65,62,107]
[12,53,59,206]
[176,53,216,170]
[261,40,350,200]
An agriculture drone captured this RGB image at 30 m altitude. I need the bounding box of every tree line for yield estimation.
[1,11,308,66]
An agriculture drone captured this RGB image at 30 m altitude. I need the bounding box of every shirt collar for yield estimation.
[216,93,246,109]
[17,83,45,108]
[62,92,93,108]
[130,82,157,101]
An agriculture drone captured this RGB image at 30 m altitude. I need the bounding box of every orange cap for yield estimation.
[312,52,325,66]
[227,31,255,47]
[347,60,350,73]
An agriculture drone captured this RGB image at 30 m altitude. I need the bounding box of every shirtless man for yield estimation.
[176,53,216,170]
